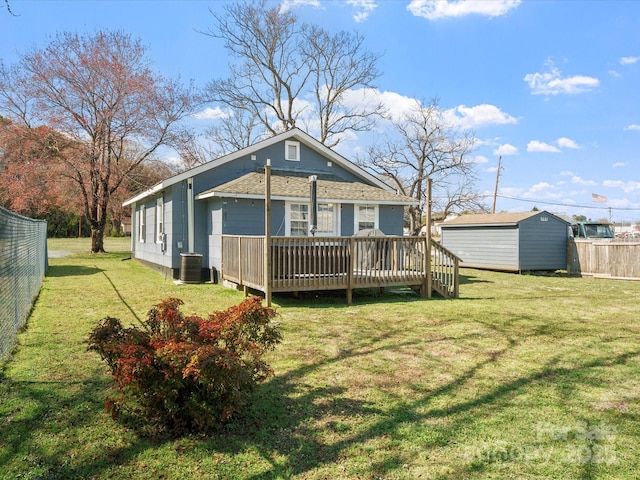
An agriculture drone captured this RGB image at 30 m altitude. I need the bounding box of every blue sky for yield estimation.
[2,0,639,222]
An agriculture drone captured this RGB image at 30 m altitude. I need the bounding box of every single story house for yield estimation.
[123,128,417,282]
[440,211,570,272]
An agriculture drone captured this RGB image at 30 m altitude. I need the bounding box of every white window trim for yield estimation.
[285,202,309,236]
[155,197,164,244]
[315,202,339,236]
[285,140,300,162]
[354,204,379,232]
[138,205,146,243]
[285,201,341,237]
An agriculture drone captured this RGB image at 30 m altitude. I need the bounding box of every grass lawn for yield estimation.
[1,239,640,479]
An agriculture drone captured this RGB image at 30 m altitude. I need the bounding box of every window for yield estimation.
[285,140,300,161]
[138,205,146,243]
[355,205,378,231]
[289,203,308,236]
[155,197,164,244]
[286,202,338,236]
[316,203,336,235]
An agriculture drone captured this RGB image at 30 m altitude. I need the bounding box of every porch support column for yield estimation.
[425,177,432,298]
[264,159,272,307]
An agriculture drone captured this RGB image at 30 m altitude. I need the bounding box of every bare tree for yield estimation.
[204,1,305,137]
[360,99,484,234]
[204,107,265,157]
[3,0,17,16]
[0,30,196,252]
[203,0,383,148]
[301,25,385,148]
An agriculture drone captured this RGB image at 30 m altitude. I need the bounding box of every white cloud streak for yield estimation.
[556,137,581,149]
[407,0,521,20]
[624,124,640,131]
[445,104,517,129]
[527,140,560,153]
[524,63,599,95]
[347,0,377,22]
[493,144,518,156]
[571,176,597,186]
[192,107,232,120]
[603,179,640,193]
[620,56,640,65]
[279,0,320,14]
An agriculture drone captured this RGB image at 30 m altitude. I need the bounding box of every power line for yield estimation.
[493,194,640,211]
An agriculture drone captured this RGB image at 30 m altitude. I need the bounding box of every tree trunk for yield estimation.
[91,223,106,253]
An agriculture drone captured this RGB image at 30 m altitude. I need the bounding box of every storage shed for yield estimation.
[440,211,570,272]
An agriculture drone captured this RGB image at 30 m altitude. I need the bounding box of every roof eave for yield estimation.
[122,183,164,207]
[196,191,416,206]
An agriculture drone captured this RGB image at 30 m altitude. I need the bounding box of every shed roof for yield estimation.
[196,169,417,205]
[441,211,569,227]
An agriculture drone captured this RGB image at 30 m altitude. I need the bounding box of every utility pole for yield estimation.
[492,156,502,214]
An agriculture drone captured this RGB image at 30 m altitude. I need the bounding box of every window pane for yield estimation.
[289,203,308,236]
[317,203,334,233]
[291,221,307,236]
[357,205,376,231]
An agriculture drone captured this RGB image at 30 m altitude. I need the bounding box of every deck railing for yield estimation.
[222,235,459,302]
[431,239,460,298]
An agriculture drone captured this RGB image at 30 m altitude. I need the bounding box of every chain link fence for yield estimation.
[0,207,48,362]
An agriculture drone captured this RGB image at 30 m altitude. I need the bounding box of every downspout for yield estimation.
[187,178,195,252]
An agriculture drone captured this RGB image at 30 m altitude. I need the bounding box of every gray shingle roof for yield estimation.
[196,170,417,205]
[442,211,569,227]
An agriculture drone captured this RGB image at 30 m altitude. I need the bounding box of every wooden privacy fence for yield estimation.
[568,239,640,280]
[221,235,459,303]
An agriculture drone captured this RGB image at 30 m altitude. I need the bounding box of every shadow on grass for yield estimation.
[45,264,104,278]
[459,272,493,285]
[224,333,638,479]
[0,373,154,479]
[271,285,463,308]
[3,319,638,479]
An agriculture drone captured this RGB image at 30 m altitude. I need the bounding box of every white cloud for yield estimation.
[527,140,560,153]
[524,62,599,95]
[192,107,232,120]
[556,137,581,149]
[493,144,518,156]
[445,104,517,129]
[407,0,521,20]
[472,155,489,164]
[571,176,597,186]
[608,69,622,78]
[612,162,626,168]
[341,88,417,123]
[347,0,377,22]
[603,179,640,193]
[279,0,320,14]
[529,182,554,193]
[620,56,640,65]
[624,124,640,131]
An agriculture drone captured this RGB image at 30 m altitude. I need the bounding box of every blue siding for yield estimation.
[130,137,409,279]
[518,215,568,270]
[441,212,569,272]
[379,205,404,235]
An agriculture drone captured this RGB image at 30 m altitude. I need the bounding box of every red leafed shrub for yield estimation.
[88,296,281,434]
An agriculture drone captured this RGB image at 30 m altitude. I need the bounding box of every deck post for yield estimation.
[264,160,272,306]
[425,178,433,298]
[347,237,355,304]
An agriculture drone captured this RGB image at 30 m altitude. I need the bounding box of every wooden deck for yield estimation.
[221,235,459,304]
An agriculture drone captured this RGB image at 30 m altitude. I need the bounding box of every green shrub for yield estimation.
[88,296,281,435]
